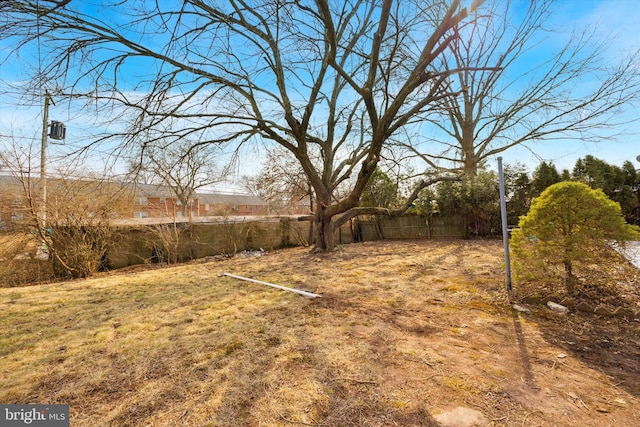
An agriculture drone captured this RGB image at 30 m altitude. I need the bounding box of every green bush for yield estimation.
[511,181,639,294]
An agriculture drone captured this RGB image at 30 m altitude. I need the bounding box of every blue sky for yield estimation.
[0,0,639,186]
[497,0,640,172]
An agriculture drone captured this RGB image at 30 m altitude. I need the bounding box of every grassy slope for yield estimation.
[1,240,639,426]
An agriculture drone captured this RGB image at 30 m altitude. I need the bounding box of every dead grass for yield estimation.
[1,239,639,426]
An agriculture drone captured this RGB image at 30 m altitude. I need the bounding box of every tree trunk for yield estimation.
[314,204,336,251]
[462,127,478,178]
[308,182,314,245]
[563,259,576,294]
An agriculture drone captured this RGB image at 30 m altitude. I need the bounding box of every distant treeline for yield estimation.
[361,155,639,237]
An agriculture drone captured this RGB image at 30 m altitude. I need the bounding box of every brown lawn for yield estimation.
[1,239,639,426]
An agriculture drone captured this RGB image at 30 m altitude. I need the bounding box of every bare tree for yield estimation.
[403,0,640,177]
[128,139,225,217]
[242,146,312,215]
[0,139,129,278]
[1,0,482,250]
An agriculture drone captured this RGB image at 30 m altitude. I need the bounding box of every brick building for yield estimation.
[130,183,269,218]
[0,176,270,230]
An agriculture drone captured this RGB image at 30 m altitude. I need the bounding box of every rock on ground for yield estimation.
[434,406,488,427]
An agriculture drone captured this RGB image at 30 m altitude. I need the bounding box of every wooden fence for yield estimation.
[352,214,465,242]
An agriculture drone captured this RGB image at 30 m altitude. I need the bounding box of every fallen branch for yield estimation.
[220,272,322,298]
[331,377,378,385]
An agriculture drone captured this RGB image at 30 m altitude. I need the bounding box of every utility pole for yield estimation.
[40,92,51,229]
[39,92,65,231]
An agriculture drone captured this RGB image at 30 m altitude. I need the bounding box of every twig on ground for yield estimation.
[521,410,543,426]
[578,399,590,411]
[331,377,378,385]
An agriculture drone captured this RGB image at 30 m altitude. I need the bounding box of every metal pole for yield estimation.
[497,157,512,291]
[40,93,50,229]
[221,272,322,298]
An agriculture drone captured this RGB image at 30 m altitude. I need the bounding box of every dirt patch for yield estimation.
[1,239,639,426]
